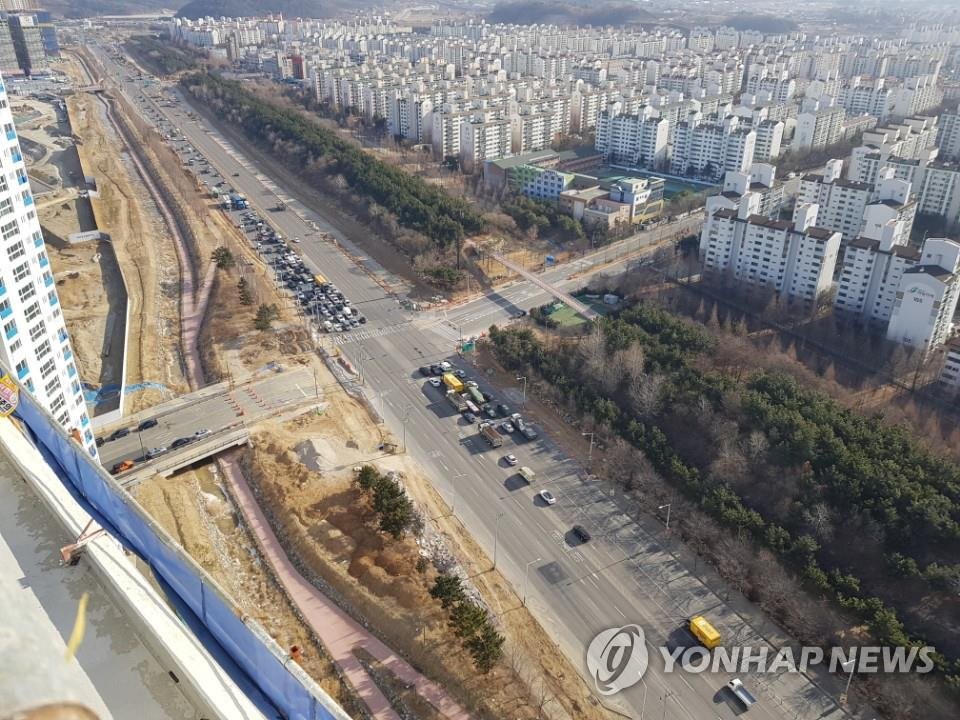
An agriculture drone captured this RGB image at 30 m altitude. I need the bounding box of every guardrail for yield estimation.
[120,426,250,488]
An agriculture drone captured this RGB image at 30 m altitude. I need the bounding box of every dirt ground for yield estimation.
[131,465,360,714]
[241,391,609,720]
[66,83,187,412]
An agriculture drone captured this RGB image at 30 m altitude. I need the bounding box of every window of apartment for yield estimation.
[50,394,65,414]
[0,198,12,218]
[29,320,44,343]
[13,261,28,282]
[6,239,23,261]
[24,302,40,322]
[39,358,55,378]
[35,339,50,358]
[8,337,21,354]
[17,284,34,304]
[2,220,18,242]
[14,359,27,375]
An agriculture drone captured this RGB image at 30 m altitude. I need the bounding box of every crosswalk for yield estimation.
[328,323,410,346]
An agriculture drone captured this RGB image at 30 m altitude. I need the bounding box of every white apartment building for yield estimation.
[834,233,921,326]
[706,164,785,220]
[753,119,784,162]
[796,160,916,241]
[432,107,467,159]
[936,107,960,162]
[793,106,846,151]
[521,168,575,202]
[839,77,893,120]
[886,238,960,349]
[594,109,669,168]
[388,92,433,142]
[937,339,960,394]
[670,117,756,180]
[460,117,511,172]
[0,74,96,457]
[699,202,841,303]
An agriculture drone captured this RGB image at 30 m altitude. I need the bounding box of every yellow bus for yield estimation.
[314,274,326,285]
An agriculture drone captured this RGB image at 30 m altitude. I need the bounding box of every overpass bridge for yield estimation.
[489,251,599,320]
[98,366,323,480]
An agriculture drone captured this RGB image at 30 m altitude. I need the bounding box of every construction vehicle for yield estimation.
[229,193,248,210]
[446,390,468,412]
[442,372,465,394]
[727,679,756,709]
[479,422,503,447]
[688,616,721,650]
[276,200,286,211]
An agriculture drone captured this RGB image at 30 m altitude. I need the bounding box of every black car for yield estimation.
[572,525,592,543]
[137,418,158,431]
[109,427,130,441]
[357,315,367,324]
[430,364,443,375]
[496,403,511,417]
[171,437,193,449]
[419,366,432,377]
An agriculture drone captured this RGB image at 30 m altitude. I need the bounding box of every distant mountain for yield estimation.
[176,0,337,19]
[721,14,799,34]
[44,0,181,17]
[488,1,655,27]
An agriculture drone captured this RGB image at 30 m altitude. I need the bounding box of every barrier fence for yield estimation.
[10,376,348,720]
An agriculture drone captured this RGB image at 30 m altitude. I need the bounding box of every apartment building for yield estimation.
[839,77,893,120]
[834,234,920,327]
[388,92,433,142]
[0,74,96,457]
[886,238,960,349]
[937,339,960,394]
[594,109,669,168]
[936,106,960,161]
[797,159,916,241]
[699,202,841,303]
[706,164,784,220]
[520,168,575,202]
[670,117,756,180]
[753,119,784,162]
[460,117,511,172]
[793,105,846,151]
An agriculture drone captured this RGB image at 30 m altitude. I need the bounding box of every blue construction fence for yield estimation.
[11,380,347,720]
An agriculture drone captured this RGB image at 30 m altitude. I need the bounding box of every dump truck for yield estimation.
[466,385,485,406]
[689,616,721,650]
[479,422,503,447]
[443,372,465,394]
[727,679,757,709]
[446,390,468,412]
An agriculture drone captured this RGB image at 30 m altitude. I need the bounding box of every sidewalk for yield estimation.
[218,456,471,720]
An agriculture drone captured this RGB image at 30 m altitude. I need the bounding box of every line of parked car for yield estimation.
[99,425,212,475]
[252,227,367,332]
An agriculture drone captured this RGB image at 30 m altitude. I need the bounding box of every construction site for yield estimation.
[3,47,613,720]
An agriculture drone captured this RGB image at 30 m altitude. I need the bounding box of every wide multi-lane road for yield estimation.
[89,43,847,720]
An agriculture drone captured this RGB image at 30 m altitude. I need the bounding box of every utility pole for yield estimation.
[493,511,505,570]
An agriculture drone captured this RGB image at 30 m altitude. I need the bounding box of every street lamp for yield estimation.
[522,557,541,606]
[841,657,856,704]
[657,502,672,531]
[493,511,505,570]
[582,431,595,471]
[401,404,412,452]
[516,375,527,409]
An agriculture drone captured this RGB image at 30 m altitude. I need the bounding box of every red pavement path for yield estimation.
[108,73,471,716]
[219,456,471,720]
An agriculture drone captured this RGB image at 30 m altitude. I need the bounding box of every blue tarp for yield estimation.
[11,384,342,720]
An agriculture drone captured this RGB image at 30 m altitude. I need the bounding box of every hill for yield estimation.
[721,13,799,34]
[176,0,337,18]
[488,1,654,27]
[44,0,180,17]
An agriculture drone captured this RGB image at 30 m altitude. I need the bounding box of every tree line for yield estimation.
[487,301,960,684]
[180,73,485,250]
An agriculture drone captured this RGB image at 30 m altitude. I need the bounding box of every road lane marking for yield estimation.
[613,604,626,619]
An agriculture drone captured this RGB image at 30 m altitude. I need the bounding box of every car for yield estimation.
[419,365,432,377]
[171,437,193,449]
[145,447,167,460]
[496,403,511,417]
[504,453,518,466]
[522,426,539,440]
[428,377,442,387]
[110,459,135,475]
[439,361,452,371]
[292,237,301,243]
[500,421,515,433]
[484,405,498,419]
[109,427,130,441]
[462,411,478,424]
[193,428,211,439]
[95,436,105,447]
[357,315,367,324]
[430,364,443,375]
[538,489,557,505]
[513,310,527,318]
[572,524,591,542]
[232,172,239,177]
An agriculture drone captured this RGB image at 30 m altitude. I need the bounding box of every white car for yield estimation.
[193,428,211,439]
[500,421,515,433]
[428,377,442,387]
[292,237,301,243]
[538,489,557,505]
[504,453,518,466]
